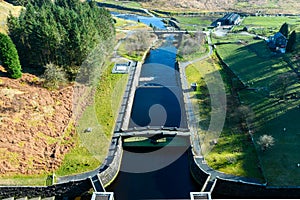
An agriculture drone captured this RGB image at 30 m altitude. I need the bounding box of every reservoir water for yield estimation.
[107,35,199,199]
[111,12,166,29]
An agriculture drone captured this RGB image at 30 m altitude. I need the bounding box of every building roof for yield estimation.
[273,32,286,39]
[211,13,240,27]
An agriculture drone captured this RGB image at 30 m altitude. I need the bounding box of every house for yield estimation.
[211,13,241,27]
[267,32,288,53]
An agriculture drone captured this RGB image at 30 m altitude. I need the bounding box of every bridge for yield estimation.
[150,30,190,34]
[115,127,190,138]
[117,128,191,147]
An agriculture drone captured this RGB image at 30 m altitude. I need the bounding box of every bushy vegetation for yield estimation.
[0,32,22,78]
[177,32,207,61]
[42,63,67,90]
[7,0,115,80]
[119,30,155,61]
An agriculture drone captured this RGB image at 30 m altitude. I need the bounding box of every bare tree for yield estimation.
[178,31,206,56]
[125,30,152,56]
[257,135,275,151]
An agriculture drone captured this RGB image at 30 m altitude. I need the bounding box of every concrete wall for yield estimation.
[0,179,92,200]
[120,44,155,130]
[99,138,123,187]
[212,177,300,198]
[188,148,210,187]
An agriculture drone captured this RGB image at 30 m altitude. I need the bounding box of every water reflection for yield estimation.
[111,12,166,29]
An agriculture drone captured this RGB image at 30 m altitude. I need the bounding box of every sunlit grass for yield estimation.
[56,63,128,177]
[185,57,264,181]
[175,15,216,31]
[214,31,300,185]
[0,174,49,186]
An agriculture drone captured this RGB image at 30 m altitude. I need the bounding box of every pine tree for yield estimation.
[8,0,115,80]
[286,30,296,52]
[279,22,289,38]
[0,33,22,78]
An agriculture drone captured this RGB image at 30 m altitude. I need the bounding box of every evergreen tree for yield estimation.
[286,30,296,52]
[8,0,115,80]
[279,22,289,38]
[0,33,22,78]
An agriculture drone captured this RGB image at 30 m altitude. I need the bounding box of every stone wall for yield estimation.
[0,179,92,200]
[212,176,300,198]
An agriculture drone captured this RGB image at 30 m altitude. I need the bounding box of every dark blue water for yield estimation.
[129,41,187,129]
[107,37,198,199]
[111,12,166,29]
[107,148,199,200]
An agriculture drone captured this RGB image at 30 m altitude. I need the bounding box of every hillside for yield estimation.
[0,66,75,177]
[102,0,300,14]
[0,1,22,33]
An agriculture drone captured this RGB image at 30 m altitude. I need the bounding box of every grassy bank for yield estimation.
[185,57,264,180]
[213,32,300,185]
[56,63,128,177]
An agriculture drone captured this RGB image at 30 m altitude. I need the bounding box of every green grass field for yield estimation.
[56,63,128,177]
[174,16,217,31]
[214,31,300,185]
[234,16,300,36]
[185,58,264,180]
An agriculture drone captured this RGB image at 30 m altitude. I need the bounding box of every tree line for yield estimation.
[6,0,115,81]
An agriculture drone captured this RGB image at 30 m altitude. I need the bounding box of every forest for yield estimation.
[7,0,115,80]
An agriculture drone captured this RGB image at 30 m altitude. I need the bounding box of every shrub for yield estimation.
[42,63,67,90]
[257,135,275,151]
[0,33,22,78]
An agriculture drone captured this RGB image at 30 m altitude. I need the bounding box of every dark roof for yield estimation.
[211,13,240,26]
[274,32,286,39]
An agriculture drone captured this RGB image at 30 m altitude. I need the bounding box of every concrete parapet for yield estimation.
[0,179,92,200]
[212,176,300,198]
[99,139,123,188]
[188,149,210,187]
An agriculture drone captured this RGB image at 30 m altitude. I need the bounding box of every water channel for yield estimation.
[106,35,200,199]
